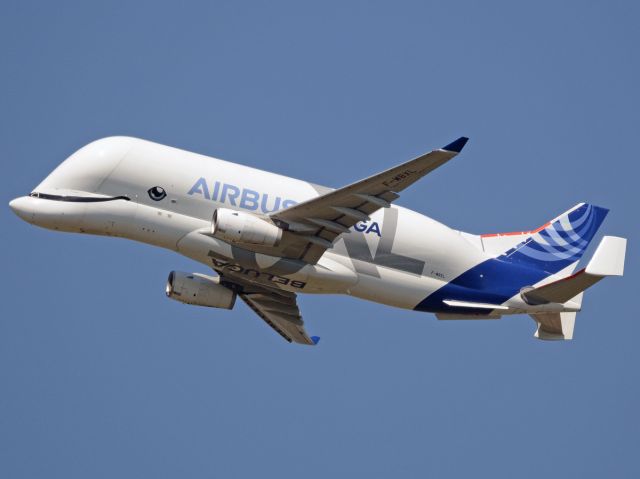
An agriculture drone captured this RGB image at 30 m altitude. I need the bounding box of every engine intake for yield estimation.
[166,271,236,309]
[212,208,282,246]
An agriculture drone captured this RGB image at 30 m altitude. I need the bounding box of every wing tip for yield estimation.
[311,336,321,345]
[442,136,469,153]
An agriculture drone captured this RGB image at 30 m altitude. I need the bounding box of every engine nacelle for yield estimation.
[212,208,282,246]
[166,271,236,309]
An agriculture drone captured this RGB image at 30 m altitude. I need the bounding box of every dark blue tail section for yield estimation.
[499,203,608,275]
[415,203,609,314]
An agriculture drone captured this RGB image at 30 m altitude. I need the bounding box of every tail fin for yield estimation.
[481,203,609,275]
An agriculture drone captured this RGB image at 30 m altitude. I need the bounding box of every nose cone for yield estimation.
[9,196,34,223]
[9,194,88,232]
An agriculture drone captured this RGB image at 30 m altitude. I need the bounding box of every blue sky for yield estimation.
[1,1,638,477]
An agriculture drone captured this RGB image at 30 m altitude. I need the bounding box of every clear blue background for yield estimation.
[2,1,638,477]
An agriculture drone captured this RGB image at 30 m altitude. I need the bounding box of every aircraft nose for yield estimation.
[9,196,35,223]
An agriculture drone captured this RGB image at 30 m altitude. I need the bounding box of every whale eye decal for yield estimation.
[148,186,167,201]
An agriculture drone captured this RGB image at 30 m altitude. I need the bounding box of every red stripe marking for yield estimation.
[481,221,551,238]
[536,268,586,291]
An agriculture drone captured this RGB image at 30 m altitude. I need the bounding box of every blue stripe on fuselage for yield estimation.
[414,258,550,314]
[416,203,608,314]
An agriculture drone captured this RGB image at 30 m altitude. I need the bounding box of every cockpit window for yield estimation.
[148,186,167,201]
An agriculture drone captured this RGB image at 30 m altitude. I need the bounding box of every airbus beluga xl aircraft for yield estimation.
[9,137,627,344]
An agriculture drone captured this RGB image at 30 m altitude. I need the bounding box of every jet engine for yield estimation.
[166,271,236,309]
[212,208,282,246]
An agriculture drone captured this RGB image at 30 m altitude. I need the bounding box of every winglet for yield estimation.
[311,336,321,345]
[442,136,469,153]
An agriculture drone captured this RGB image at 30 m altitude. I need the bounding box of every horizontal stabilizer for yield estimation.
[437,300,506,319]
[443,299,508,310]
[521,236,627,305]
[436,313,502,320]
[531,312,576,340]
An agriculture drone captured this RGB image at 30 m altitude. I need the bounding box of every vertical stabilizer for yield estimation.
[482,203,608,276]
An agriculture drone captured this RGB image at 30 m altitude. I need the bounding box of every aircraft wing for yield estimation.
[240,291,318,345]
[272,137,468,263]
[221,276,318,345]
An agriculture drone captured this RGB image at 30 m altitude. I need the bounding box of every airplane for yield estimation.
[9,136,627,345]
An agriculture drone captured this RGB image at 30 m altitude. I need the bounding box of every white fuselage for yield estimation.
[9,137,569,315]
